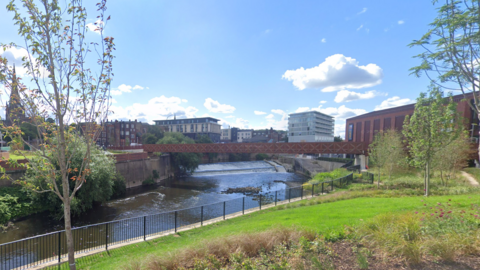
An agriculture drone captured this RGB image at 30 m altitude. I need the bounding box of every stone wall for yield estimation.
[275,155,346,177]
[115,154,173,189]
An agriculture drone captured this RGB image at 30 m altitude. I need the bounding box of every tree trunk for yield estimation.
[425,162,430,197]
[63,198,76,270]
[377,168,380,188]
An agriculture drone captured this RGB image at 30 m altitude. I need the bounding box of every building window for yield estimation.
[126,131,130,136]
[131,134,135,139]
[121,131,124,135]
[126,124,129,128]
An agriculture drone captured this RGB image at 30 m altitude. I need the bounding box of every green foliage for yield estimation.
[369,129,406,186]
[152,170,159,179]
[0,186,45,225]
[141,133,157,145]
[23,136,117,218]
[146,125,164,141]
[20,122,38,141]
[308,168,349,185]
[111,173,126,199]
[333,136,343,142]
[255,153,269,160]
[229,153,251,162]
[157,132,201,175]
[142,176,155,186]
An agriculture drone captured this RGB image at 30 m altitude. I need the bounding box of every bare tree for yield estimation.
[0,0,114,269]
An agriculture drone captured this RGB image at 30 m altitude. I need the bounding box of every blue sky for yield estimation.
[0,0,439,137]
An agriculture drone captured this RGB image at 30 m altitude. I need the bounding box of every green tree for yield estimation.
[0,1,114,268]
[142,133,158,145]
[157,132,200,175]
[20,122,38,141]
[195,134,217,163]
[409,0,480,163]
[403,86,460,196]
[369,129,405,187]
[24,135,117,218]
[333,136,343,142]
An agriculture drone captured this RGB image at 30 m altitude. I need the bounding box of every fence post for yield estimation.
[58,231,61,263]
[106,223,108,250]
[312,184,315,197]
[174,211,177,233]
[223,201,226,220]
[288,189,291,202]
[144,216,146,241]
[242,197,245,215]
[259,194,262,210]
[201,206,204,226]
[275,191,277,206]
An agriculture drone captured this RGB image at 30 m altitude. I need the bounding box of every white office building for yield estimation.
[288,111,334,142]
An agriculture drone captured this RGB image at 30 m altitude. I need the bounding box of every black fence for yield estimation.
[0,173,354,270]
[317,157,354,164]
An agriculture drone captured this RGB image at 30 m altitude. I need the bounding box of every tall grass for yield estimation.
[354,198,480,264]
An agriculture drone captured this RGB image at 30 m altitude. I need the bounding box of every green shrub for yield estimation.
[142,176,155,185]
[152,170,160,179]
[255,153,269,160]
[112,173,126,198]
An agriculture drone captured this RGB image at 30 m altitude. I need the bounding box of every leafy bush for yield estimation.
[308,168,350,185]
[255,153,269,160]
[152,170,160,179]
[0,186,45,225]
[142,176,155,185]
[112,173,126,199]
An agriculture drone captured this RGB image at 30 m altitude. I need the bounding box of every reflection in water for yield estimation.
[0,161,306,245]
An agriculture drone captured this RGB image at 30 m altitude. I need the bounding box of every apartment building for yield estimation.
[288,111,334,142]
[154,117,221,142]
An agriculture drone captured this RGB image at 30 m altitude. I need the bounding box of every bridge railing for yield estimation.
[0,173,358,270]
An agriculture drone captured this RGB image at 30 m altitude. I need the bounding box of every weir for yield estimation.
[192,161,285,176]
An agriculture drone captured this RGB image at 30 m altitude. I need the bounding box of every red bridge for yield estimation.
[142,142,368,155]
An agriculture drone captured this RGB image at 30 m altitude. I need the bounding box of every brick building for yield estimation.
[345,93,479,143]
[96,120,146,147]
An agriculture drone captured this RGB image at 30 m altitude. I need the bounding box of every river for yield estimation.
[0,161,306,245]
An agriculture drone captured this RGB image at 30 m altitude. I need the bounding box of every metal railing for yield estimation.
[0,173,353,270]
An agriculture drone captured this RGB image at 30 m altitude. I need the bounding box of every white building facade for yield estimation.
[288,111,334,142]
[237,129,253,142]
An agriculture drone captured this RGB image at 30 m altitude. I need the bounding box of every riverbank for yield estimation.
[46,191,480,269]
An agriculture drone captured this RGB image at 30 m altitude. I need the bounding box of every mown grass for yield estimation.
[49,193,480,269]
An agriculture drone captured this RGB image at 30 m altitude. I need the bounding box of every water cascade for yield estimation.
[192,161,284,176]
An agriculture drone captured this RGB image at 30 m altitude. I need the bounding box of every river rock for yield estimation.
[222,186,262,195]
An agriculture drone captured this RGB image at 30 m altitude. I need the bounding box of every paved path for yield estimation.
[461,171,480,187]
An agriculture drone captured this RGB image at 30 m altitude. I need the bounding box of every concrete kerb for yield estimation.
[32,196,314,270]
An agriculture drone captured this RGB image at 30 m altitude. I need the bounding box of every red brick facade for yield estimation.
[345,93,479,144]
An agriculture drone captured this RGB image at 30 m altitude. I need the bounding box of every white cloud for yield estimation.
[264,29,272,34]
[111,98,117,104]
[282,54,383,92]
[271,109,285,115]
[334,90,385,103]
[204,98,236,113]
[235,118,250,129]
[318,105,367,120]
[182,99,188,103]
[0,46,49,77]
[321,38,327,43]
[320,101,327,104]
[374,96,413,111]
[86,20,104,34]
[254,111,267,115]
[110,95,198,123]
[356,25,364,31]
[357,8,367,15]
[295,107,310,113]
[225,115,235,118]
[398,20,405,25]
[334,123,346,138]
[265,114,275,119]
[111,84,144,96]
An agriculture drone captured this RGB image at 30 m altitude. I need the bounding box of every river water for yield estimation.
[0,161,306,245]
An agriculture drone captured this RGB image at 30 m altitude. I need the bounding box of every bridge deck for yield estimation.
[143,142,367,154]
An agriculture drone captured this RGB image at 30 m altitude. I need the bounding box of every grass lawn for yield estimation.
[55,193,479,269]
